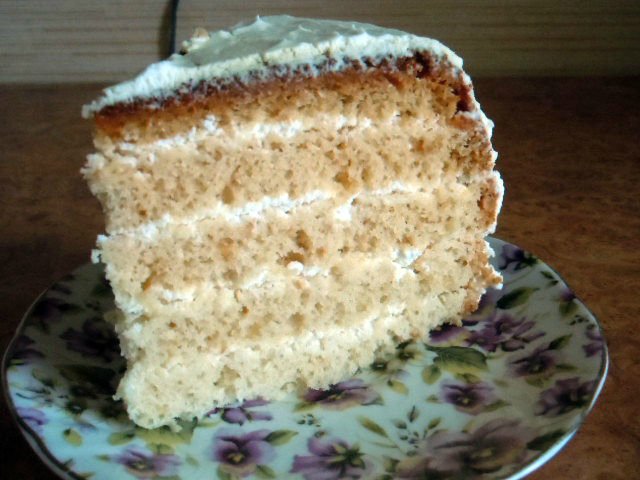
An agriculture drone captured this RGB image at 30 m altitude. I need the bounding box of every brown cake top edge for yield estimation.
[92,53,477,136]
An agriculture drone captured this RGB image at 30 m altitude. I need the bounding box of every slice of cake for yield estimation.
[82,15,503,429]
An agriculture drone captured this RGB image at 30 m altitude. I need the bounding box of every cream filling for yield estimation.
[123,248,423,311]
[109,113,404,159]
[285,262,328,278]
[120,189,332,240]
[221,305,409,358]
[333,195,356,222]
[392,248,423,281]
[99,181,424,242]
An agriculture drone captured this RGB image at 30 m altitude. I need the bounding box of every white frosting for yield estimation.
[392,248,422,268]
[108,182,422,241]
[391,247,423,281]
[370,181,420,197]
[224,306,407,357]
[285,262,328,278]
[333,196,355,222]
[83,15,462,116]
[159,288,195,303]
[127,189,332,240]
[117,113,375,154]
[242,270,269,289]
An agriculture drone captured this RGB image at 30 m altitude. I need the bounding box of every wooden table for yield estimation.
[1,79,638,479]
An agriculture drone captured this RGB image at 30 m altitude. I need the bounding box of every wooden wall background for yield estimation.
[1,0,639,83]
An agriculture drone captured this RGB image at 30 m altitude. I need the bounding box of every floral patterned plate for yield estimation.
[3,237,608,480]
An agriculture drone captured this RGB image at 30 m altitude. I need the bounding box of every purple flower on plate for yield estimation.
[559,287,576,303]
[59,316,119,362]
[112,447,181,479]
[439,380,497,415]
[508,345,558,378]
[302,379,380,409]
[208,398,273,425]
[498,244,537,273]
[212,429,275,477]
[429,290,505,347]
[395,418,534,478]
[113,446,180,479]
[291,435,370,480]
[558,287,578,316]
[536,377,597,416]
[429,323,468,345]
[17,407,48,434]
[466,312,543,353]
[583,325,604,358]
[10,335,44,365]
[464,289,504,324]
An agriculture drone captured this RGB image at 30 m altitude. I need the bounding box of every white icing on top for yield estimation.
[83,15,462,116]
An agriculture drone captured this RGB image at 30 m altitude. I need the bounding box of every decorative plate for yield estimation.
[3,237,608,480]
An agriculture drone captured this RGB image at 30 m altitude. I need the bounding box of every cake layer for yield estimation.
[113,236,491,428]
[111,234,495,359]
[84,67,493,233]
[97,182,500,326]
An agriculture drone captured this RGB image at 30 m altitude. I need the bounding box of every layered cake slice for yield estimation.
[82,15,503,429]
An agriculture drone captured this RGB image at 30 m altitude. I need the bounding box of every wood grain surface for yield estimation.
[1,78,639,478]
[1,0,640,82]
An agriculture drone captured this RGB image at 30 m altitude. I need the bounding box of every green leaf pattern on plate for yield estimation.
[3,238,608,479]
